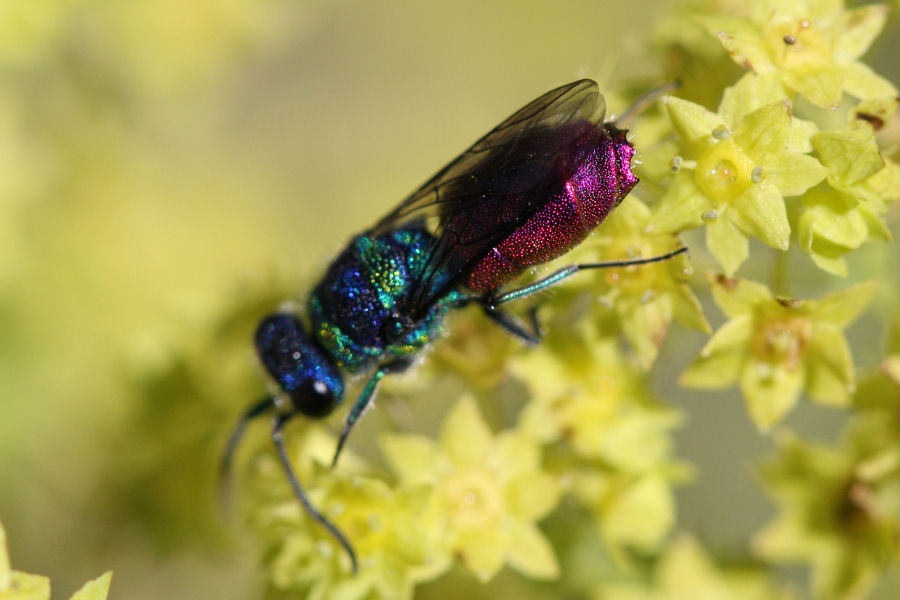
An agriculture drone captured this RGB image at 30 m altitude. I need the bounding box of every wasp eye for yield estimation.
[289,378,339,418]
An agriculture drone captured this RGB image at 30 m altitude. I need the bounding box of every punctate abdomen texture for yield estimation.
[465,123,638,293]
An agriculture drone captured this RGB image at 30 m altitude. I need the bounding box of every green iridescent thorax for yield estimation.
[308,229,463,373]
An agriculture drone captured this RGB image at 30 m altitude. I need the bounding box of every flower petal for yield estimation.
[733,100,790,162]
[883,355,900,387]
[739,359,804,429]
[0,519,8,589]
[440,396,492,468]
[680,314,754,388]
[813,281,875,328]
[457,527,505,583]
[729,182,790,250]
[797,186,869,270]
[805,323,855,406]
[672,284,712,334]
[381,433,440,484]
[764,151,827,197]
[600,475,676,551]
[6,572,50,600]
[708,272,772,317]
[841,61,899,101]
[834,5,888,62]
[813,121,885,187]
[780,64,843,109]
[718,72,788,128]
[867,158,900,203]
[595,407,682,472]
[620,295,673,368]
[493,431,539,478]
[841,62,897,100]
[505,521,559,580]
[698,15,774,73]
[706,217,749,276]
[646,174,709,234]
[69,572,113,600]
[811,254,848,276]
[505,472,561,522]
[663,96,724,145]
[784,117,819,153]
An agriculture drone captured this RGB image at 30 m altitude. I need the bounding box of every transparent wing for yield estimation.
[368,79,605,317]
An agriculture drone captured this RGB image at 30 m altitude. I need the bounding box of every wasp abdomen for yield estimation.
[465,124,638,293]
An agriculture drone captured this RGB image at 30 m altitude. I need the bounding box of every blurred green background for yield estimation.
[0,1,898,598]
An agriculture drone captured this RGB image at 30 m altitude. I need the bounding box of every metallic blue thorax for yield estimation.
[309,228,460,373]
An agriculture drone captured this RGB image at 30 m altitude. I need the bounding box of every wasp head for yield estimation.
[255,313,344,418]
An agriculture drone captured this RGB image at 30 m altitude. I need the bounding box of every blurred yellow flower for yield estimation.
[0,518,112,600]
[698,0,896,108]
[381,396,562,583]
[248,426,443,600]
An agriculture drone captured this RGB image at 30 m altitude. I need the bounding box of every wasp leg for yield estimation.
[487,246,688,307]
[271,412,359,573]
[480,303,542,345]
[332,357,414,468]
[218,395,278,512]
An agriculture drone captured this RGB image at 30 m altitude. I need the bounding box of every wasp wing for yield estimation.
[368,79,605,318]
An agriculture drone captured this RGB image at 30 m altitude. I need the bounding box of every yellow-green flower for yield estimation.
[798,106,896,275]
[648,78,826,275]
[595,535,794,600]
[511,331,688,554]
[582,197,710,367]
[0,518,112,600]
[381,397,561,583]
[248,426,443,600]
[425,311,520,392]
[571,467,681,556]
[698,0,897,108]
[512,331,680,468]
[754,426,900,600]
[681,273,874,429]
[650,0,744,109]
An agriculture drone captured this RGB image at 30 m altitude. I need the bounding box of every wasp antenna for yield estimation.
[613,81,680,128]
[219,396,278,514]
[577,245,688,270]
[271,413,359,574]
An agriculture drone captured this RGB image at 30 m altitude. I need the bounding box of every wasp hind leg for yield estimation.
[480,303,542,345]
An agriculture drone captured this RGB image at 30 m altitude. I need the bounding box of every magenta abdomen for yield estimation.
[466,124,638,293]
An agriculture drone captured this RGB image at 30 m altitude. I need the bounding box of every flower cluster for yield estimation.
[236,0,898,596]
[511,327,690,555]
[640,0,899,596]
[14,0,889,597]
[243,330,688,599]
[595,535,793,600]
